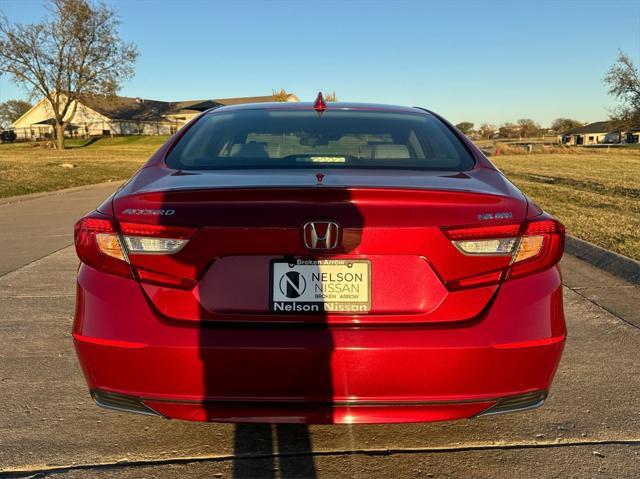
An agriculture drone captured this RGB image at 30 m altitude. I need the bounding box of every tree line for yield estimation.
[454,118,584,140]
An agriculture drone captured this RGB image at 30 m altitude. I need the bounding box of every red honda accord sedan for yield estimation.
[73,95,566,423]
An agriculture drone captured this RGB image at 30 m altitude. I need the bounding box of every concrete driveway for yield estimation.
[0,182,122,277]
[0,184,639,478]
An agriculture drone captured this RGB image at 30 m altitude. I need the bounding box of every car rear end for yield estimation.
[73,102,566,423]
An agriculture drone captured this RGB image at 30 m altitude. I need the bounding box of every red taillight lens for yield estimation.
[120,221,198,289]
[74,213,132,278]
[119,222,196,239]
[445,223,521,240]
[442,215,564,289]
[509,219,565,280]
[74,214,198,287]
[446,223,520,257]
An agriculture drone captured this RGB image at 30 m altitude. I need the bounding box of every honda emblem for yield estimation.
[302,221,340,250]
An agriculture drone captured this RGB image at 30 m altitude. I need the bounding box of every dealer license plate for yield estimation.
[270,259,371,313]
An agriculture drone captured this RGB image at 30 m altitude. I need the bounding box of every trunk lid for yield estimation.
[111,166,527,324]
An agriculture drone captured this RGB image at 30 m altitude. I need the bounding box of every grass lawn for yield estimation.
[491,149,640,261]
[1,137,638,260]
[0,136,168,198]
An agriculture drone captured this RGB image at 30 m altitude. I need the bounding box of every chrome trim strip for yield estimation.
[91,390,163,417]
[478,398,545,416]
[475,391,548,417]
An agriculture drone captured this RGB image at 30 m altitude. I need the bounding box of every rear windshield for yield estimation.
[165,109,475,171]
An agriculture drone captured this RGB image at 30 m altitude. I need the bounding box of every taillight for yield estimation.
[74,213,132,278]
[509,218,565,280]
[119,222,193,254]
[74,213,198,287]
[443,215,564,289]
[448,223,520,256]
[120,221,198,288]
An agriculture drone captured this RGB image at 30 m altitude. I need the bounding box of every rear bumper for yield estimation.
[73,264,566,424]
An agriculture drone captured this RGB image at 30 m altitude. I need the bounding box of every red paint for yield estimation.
[72,102,566,423]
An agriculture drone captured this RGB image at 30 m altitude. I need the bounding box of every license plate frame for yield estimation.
[270,258,371,314]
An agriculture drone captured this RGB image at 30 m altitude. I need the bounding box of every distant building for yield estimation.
[560,121,640,145]
[11,92,299,141]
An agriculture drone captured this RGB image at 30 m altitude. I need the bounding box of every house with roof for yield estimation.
[560,121,640,145]
[11,92,299,141]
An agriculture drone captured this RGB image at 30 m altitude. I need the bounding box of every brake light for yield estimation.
[443,216,564,289]
[119,222,194,254]
[119,222,195,239]
[74,213,131,278]
[509,219,565,280]
[74,213,198,287]
[120,221,198,288]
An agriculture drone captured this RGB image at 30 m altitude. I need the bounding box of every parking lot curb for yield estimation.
[566,235,640,285]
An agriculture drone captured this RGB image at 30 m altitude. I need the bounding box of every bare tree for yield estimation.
[516,118,540,138]
[0,0,138,148]
[604,50,640,129]
[0,99,31,129]
[551,118,583,134]
[478,123,495,140]
[272,89,290,102]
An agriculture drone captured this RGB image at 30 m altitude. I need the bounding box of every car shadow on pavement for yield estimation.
[232,423,317,478]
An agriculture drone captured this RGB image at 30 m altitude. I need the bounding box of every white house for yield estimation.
[11,92,299,141]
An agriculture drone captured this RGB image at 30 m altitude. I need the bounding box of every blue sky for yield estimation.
[1,0,639,126]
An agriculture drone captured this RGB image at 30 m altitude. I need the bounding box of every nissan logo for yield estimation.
[279,271,307,298]
[302,221,340,250]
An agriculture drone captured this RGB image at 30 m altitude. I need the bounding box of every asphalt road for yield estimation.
[0,184,639,478]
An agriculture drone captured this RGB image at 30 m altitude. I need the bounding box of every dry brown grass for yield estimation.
[493,142,585,155]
